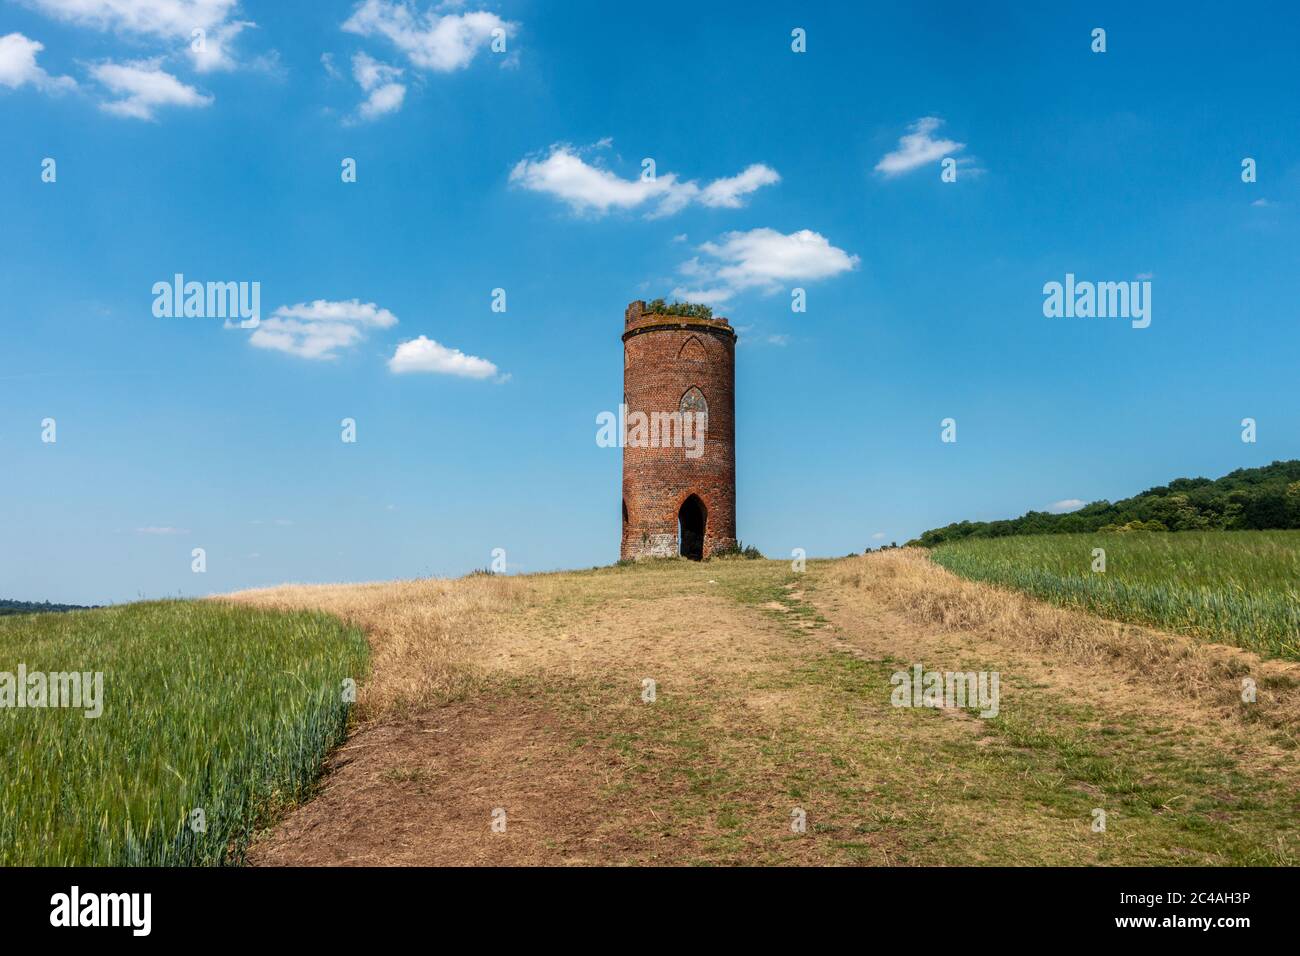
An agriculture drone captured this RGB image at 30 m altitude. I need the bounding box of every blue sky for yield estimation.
[2,0,1298,604]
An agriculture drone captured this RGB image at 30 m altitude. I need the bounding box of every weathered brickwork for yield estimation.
[620,300,738,560]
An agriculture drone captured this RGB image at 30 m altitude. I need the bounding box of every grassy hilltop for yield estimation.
[2,556,1295,866]
[5,460,1298,865]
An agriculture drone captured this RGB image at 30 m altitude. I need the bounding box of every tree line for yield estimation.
[909,459,1300,547]
[0,599,97,616]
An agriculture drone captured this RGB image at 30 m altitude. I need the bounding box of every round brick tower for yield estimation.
[621,299,737,560]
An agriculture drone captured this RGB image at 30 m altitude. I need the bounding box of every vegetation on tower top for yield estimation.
[644,298,714,321]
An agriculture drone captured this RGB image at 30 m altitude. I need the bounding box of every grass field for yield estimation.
[4,550,1296,866]
[930,531,1300,661]
[0,601,367,865]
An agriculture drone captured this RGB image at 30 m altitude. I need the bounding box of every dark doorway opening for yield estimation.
[622,499,629,531]
[678,495,706,561]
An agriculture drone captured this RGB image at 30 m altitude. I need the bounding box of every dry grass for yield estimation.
[832,549,1300,729]
[222,574,525,721]
[226,555,1299,865]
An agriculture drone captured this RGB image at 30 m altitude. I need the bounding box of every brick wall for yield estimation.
[621,300,738,559]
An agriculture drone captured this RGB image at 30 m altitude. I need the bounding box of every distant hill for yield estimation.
[0,599,98,617]
[911,459,1300,547]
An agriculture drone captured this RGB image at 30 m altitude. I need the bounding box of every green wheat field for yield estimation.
[931,531,1300,661]
[0,601,367,866]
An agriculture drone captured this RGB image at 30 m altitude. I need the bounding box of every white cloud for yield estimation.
[23,0,252,72]
[871,532,887,540]
[510,145,689,216]
[1251,198,1272,208]
[89,58,212,119]
[359,80,404,118]
[509,143,779,218]
[698,164,781,208]
[673,227,859,303]
[0,33,76,92]
[875,116,965,177]
[1049,499,1087,513]
[343,0,509,72]
[248,299,398,360]
[136,525,189,535]
[351,51,405,120]
[188,18,251,72]
[666,285,735,307]
[388,335,504,380]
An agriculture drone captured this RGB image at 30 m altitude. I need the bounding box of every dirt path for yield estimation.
[235,555,1299,866]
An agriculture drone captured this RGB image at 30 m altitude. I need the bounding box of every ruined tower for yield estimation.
[621,299,737,560]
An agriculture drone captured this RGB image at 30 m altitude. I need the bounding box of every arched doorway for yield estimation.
[678,494,706,560]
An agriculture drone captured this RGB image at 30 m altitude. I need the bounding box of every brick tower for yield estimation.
[621,299,737,560]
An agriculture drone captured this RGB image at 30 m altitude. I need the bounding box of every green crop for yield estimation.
[0,600,367,865]
[931,531,1300,661]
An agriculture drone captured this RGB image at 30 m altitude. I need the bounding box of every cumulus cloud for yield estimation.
[672,227,859,303]
[0,32,76,92]
[388,335,504,380]
[665,286,735,308]
[351,51,405,120]
[509,143,779,218]
[1049,499,1087,513]
[343,0,509,72]
[875,116,965,177]
[89,58,212,119]
[248,299,398,360]
[189,19,252,73]
[698,164,782,208]
[510,145,689,216]
[23,0,253,72]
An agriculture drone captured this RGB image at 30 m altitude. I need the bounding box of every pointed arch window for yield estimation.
[680,386,708,418]
[678,336,707,362]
